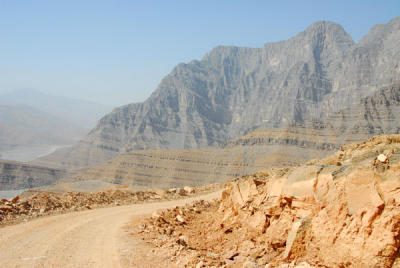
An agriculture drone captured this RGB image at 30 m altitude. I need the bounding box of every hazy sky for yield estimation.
[0,1,399,106]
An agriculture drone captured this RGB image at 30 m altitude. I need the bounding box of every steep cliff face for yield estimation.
[76,83,400,189]
[0,160,67,190]
[36,17,400,169]
[227,82,400,147]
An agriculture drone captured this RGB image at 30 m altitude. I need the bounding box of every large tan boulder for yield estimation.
[228,177,260,209]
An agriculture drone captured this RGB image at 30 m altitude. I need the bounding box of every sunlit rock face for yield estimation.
[216,135,400,267]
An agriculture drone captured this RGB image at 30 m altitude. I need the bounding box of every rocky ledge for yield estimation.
[133,134,400,267]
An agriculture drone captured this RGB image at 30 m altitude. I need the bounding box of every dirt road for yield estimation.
[0,190,222,268]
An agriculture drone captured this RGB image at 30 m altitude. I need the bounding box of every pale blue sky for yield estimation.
[0,0,399,106]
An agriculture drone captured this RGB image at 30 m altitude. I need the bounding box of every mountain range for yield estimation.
[0,104,86,161]
[0,89,112,162]
[36,17,400,171]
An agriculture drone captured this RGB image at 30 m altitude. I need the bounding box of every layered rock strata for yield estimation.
[76,83,400,190]
[76,144,327,190]
[0,160,67,190]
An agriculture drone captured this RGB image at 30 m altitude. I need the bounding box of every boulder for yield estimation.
[283,218,311,260]
[247,211,268,233]
[177,188,186,196]
[11,196,19,203]
[183,186,195,194]
[168,188,177,193]
[377,154,388,163]
[154,189,167,198]
[176,215,185,223]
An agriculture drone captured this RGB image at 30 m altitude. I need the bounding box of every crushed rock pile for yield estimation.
[134,135,400,267]
[0,184,221,226]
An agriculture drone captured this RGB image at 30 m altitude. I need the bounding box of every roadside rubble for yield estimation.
[133,135,400,267]
[0,183,222,226]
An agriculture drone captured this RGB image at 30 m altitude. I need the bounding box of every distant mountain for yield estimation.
[0,103,86,153]
[0,89,112,129]
[37,17,400,169]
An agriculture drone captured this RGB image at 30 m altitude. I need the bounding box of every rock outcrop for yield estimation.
[36,17,400,169]
[135,134,400,267]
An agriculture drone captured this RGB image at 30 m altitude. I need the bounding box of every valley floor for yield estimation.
[0,190,221,268]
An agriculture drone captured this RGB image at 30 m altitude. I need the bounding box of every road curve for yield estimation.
[0,190,222,268]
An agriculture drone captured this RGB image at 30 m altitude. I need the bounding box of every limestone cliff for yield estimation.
[76,83,400,189]
[35,17,400,169]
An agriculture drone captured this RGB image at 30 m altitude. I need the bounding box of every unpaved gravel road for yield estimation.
[0,190,222,268]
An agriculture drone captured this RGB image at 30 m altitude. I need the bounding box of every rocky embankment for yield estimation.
[0,184,221,226]
[134,134,400,267]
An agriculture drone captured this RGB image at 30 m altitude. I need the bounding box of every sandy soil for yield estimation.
[0,190,222,268]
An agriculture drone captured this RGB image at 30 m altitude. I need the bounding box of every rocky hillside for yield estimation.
[36,17,400,169]
[0,160,67,190]
[134,134,400,267]
[75,83,400,190]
